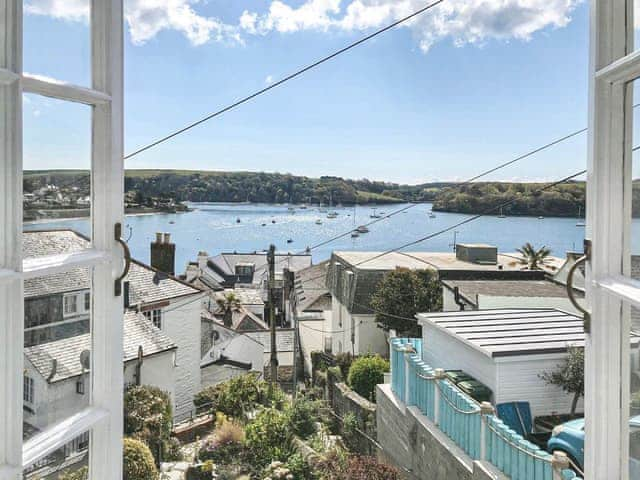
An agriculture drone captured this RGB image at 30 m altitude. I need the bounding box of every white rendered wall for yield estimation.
[123,353,176,413]
[160,295,203,418]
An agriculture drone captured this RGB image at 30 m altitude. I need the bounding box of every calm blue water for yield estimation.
[24,203,589,274]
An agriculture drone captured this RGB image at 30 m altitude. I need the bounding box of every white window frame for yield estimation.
[0,1,124,479]
[143,308,162,329]
[588,1,639,479]
[23,376,33,405]
[63,293,79,316]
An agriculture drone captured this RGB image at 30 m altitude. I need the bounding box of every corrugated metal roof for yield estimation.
[417,308,637,358]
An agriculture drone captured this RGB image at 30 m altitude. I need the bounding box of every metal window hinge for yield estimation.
[567,238,591,333]
[114,222,131,297]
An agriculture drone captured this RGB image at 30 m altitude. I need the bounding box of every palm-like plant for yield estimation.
[516,242,552,270]
[216,292,242,327]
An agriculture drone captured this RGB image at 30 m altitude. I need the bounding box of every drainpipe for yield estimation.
[135,345,143,385]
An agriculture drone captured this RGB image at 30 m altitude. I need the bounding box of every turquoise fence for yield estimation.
[389,338,583,480]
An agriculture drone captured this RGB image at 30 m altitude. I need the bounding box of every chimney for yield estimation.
[150,231,176,275]
[123,281,130,308]
[197,251,209,270]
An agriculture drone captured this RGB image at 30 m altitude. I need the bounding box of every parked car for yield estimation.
[547,416,640,476]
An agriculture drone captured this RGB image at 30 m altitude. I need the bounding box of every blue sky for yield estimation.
[22,0,590,184]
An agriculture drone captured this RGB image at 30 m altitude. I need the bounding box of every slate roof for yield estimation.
[418,308,640,358]
[245,329,295,353]
[25,310,176,383]
[294,261,331,313]
[442,279,583,307]
[22,230,201,303]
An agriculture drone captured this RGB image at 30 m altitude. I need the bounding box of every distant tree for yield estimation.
[539,346,584,416]
[516,242,552,270]
[370,268,442,336]
[216,291,242,328]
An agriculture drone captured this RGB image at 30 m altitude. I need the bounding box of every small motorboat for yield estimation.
[315,219,322,225]
[356,225,369,234]
[351,231,360,238]
[169,220,175,224]
[262,223,267,227]
[287,238,293,244]
[236,218,241,223]
[272,219,276,224]
[429,212,436,218]
[538,216,544,220]
[327,211,338,219]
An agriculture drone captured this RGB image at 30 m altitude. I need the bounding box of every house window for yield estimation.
[84,292,90,311]
[23,376,34,404]
[64,294,78,315]
[144,309,162,329]
[0,0,125,476]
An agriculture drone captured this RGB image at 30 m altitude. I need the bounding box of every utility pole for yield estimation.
[284,268,298,396]
[268,244,278,389]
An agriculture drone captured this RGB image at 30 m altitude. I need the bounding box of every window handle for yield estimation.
[567,238,591,333]
[114,222,131,297]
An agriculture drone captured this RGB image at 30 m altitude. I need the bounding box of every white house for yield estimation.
[325,246,558,357]
[292,261,333,375]
[23,311,176,434]
[417,308,640,417]
[22,229,205,420]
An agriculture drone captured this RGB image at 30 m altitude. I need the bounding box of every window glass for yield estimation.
[22,96,92,255]
[23,266,93,477]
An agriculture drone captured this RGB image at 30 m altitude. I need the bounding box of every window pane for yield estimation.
[24,431,91,479]
[23,2,90,87]
[22,95,92,252]
[23,265,93,469]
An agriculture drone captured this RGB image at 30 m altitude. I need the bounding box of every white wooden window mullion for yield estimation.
[89,1,125,479]
[0,1,23,479]
[587,1,635,479]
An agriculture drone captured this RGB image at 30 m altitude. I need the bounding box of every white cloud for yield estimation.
[265,75,274,84]
[240,0,582,52]
[24,0,241,46]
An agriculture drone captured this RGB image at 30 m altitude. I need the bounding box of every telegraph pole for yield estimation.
[283,268,298,396]
[268,245,278,389]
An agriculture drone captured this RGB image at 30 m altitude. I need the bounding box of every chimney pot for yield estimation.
[155,232,163,244]
[164,232,172,244]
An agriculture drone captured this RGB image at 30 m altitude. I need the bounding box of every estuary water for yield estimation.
[25,202,590,274]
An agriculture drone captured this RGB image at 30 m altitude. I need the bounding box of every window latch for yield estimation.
[114,222,132,297]
[566,238,591,333]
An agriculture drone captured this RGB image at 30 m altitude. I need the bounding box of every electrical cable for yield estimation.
[123,0,445,160]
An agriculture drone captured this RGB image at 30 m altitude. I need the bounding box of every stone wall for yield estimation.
[329,380,377,455]
[376,384,507,480]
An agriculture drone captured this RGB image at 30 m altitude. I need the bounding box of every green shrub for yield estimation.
[245,407,293,467]
[342,412,359,451]
[195,374,283,420]
[123,385,173,464]
[327,366,343,383]
[288,397,322,439]
[335,353,354,379]
[123,438,158,480]
[286,453,315,479]
[347,355,390,401]
[58,466,88,480]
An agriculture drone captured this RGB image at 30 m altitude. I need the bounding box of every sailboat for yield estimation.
[498,207,506,218]
[370,207,382,219]
[576,205,585,227]
[327,192,338,219]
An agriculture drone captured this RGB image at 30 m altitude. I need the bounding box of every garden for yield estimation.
[187,367,396,480]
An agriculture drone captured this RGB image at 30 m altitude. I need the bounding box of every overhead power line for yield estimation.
[124,0,445,160]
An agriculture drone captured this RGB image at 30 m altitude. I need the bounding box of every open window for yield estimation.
[0,1,124,479]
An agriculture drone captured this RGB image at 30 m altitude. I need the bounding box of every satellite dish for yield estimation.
[79,350,91,370]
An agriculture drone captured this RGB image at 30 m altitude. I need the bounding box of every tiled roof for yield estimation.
[294,261,330,312]
[22,230,201,303]
[245,329,295,353]
[25,310,176,383]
